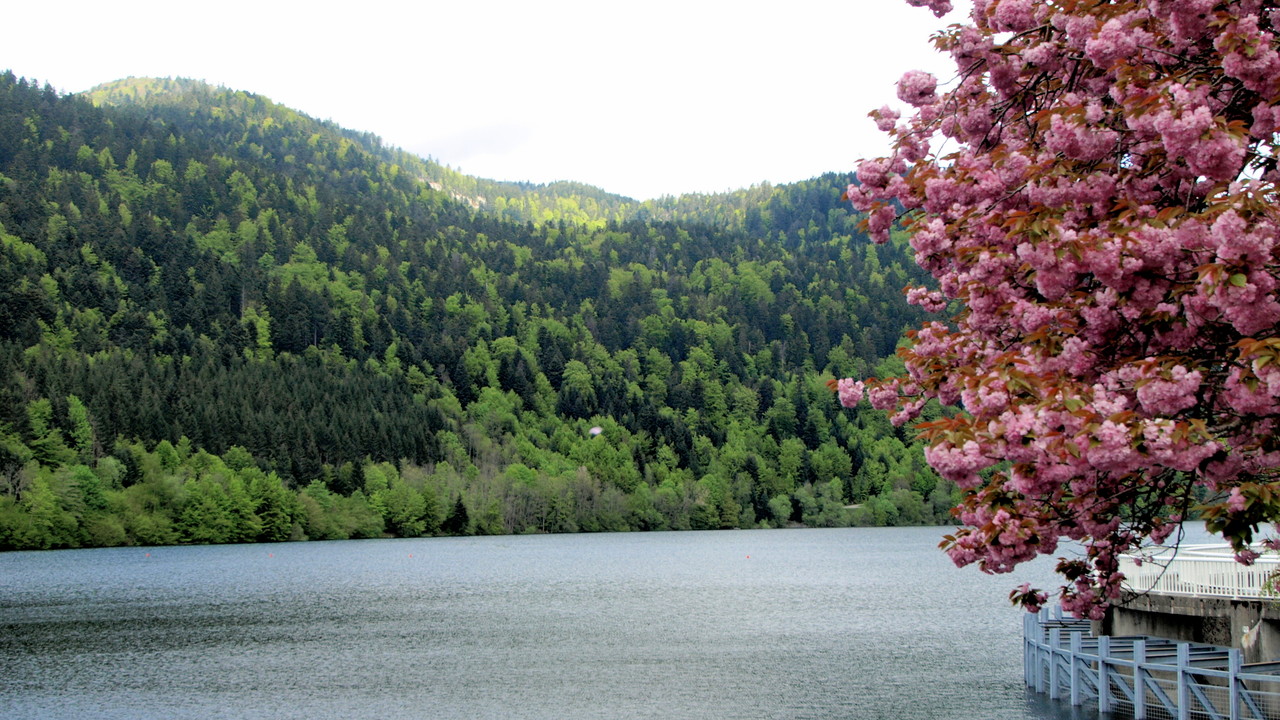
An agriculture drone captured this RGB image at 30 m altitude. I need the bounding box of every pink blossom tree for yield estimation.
[842,0,1280,618]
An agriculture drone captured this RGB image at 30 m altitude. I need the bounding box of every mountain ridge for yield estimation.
[83,76,856,227]
[0,70,951,550]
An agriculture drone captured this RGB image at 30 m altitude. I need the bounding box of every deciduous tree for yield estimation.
[842,0,1280,617]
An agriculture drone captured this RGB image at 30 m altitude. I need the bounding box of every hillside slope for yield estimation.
[0,73,948,549]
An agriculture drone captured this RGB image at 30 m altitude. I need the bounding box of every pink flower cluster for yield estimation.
[906,286,948,312]
[925,439,988,488]
[1134,364,1202,416]
[836,378,864,408]
[905,0,952,18]
[841,0,1280,618]
[897,70,939,107]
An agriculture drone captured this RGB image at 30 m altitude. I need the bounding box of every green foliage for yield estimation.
[66,395,97,462]
[0,72,952,550]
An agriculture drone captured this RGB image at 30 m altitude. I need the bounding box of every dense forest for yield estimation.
[0,74,953,550]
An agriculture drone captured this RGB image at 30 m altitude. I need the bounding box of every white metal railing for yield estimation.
[1119,543,1280,600]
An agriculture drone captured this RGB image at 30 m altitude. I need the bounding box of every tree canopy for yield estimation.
[843,0,1280,617]
[0,73,952,549]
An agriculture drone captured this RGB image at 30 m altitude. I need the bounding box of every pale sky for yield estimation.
[8,1,966,200]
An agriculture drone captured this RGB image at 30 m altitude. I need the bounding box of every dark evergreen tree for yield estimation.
[442,496,469,536]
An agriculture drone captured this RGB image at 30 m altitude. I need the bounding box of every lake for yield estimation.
[0,527,1088,719]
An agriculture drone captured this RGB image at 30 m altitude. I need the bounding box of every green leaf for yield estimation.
[1230,273,1249,287]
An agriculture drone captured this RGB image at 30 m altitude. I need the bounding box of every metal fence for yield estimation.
[1119,544,1280,600]
[1024,606,1280,719]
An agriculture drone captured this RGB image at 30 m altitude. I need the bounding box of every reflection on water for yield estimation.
[1,527,1082,719]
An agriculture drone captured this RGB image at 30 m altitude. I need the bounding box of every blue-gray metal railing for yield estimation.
[1024,605,1280,719]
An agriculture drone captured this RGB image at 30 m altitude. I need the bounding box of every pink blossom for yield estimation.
[1211,211,1276,264]
[897,70,939,107]
[925,440,991,487]
[836,378,864,408]
[1252,102,1280,137]
[1085,15,1147,69]
[872,105,900,132]
[890,398,928,427]
[1011,582,1049,612]
[856,158,891,189]
[1150,521,1177,545]
[1228,487,1248,512]
[867,384,899,411]
[1044,114,1117,162]
[905,0,952,18]
[1135,365,1202,416]
[1187,131,1247,181]
[1210,271,1280,336]
[1087,421,1138,474]
[1217,15,1280,95]
[992,0,1037,32]
[906,286,948,312]
[1155,0,1216,47]
[866,205,898,240]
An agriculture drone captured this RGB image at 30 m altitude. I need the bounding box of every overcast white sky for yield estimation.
[8,1,966,200]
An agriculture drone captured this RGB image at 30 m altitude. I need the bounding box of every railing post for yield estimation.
[1134,639,1147,720]
[1098,635,1112,714]
[1070,631,1083,706]
[1029,611,1039,690]
[1024,607,1034,686]
[1049,627,1062,699]
[1176,643,1189,720]
[1230,648,1242,720]
[1034,607,1049,693]
[1023,612,1032,688]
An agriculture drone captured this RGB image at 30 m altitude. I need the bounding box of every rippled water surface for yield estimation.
[1,527,1084,719]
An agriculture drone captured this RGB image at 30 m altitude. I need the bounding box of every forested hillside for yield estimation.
[0,73,950,550]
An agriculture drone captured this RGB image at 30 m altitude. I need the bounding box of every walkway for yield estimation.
[1025,605,1280,719]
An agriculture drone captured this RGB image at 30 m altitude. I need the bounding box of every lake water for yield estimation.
[0,527,1089,719]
